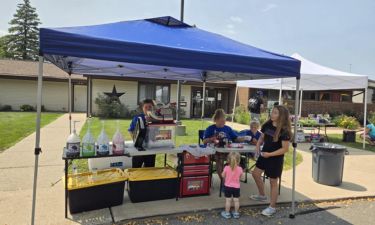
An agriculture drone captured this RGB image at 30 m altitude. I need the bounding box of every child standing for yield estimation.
[221,152,243,219]
[250,105,292,217]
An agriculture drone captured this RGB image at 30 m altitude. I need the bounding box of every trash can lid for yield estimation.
[312,142,346,151]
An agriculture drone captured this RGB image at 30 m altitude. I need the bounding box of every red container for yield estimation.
[180,176,210,197]
[182,152,210,165]
[183,165,210,176]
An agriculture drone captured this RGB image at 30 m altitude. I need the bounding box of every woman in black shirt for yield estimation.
[250,105,292,217]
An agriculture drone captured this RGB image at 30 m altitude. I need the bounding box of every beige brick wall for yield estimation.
[0,78,69,111]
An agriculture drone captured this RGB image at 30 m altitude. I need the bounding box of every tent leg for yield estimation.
[279,78,283,105]
[86,76,90,118]
[68,74,72,133]
[290,78,300,219]
[231,85,238,123]
[89,78,92,117]
[201,82,206,128]
[299,89,303,118]
[363,88,368,149]
[176,80,181,124]
[31,56,44,225]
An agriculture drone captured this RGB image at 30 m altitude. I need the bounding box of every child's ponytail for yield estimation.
[227,152,241,170]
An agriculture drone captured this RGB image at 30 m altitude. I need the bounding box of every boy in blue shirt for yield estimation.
[359,121,375,145]
[128,99,156,167]
[244,121,262,145]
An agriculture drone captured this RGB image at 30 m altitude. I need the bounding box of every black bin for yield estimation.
[343,130,356,142]
[126,167,178,203]
[311,143,346,186]
[67,168,127,214]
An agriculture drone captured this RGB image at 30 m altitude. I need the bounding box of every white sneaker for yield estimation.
[249,194,267,202]
[261,206,276,217]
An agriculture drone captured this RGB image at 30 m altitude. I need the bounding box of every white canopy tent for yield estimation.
[235,53,369,148]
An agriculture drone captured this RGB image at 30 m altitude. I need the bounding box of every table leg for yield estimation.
[219,155,224,197]
[325,125,329,141]
[176,154,182,201]
[65,159,68,218]
[245,154,249,183]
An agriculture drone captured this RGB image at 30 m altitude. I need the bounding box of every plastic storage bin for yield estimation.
[125,167,178,203]
[146,124,176,148]
[66,168,127,213]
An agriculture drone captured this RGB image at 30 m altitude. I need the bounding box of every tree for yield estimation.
[0,35,13,58]
[7,0,41,61]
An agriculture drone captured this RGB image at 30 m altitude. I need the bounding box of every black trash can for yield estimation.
[310,143,346,186]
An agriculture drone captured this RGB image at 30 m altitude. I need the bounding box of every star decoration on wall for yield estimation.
[104,85,125,102]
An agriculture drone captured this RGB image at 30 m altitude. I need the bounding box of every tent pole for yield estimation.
[86,76,90,118]
[201,81,206,128]
[279,78,283,104]
[31,56,44,225]
[363,88,368,149]
[231,85,238,123]
[176,80,181,124]
[299,89,303,118]
[89,77,92,117]
[68,74,72,133]
[290,77,300,219]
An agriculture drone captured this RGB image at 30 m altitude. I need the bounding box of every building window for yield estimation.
[320,92,331,101]
[139,83,170,104]
[341,93,351,102]
[303,91,317,101]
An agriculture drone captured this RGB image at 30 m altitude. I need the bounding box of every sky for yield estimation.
[1,0,374,78]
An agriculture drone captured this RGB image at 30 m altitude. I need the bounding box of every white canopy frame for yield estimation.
[234,53,369,149]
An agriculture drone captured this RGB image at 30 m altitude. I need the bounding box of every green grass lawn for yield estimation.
[0,112,62,151]
[73,118,302,172]
[328,133,375,152]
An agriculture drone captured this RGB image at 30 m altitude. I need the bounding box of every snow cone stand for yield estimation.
[32,16,301,224]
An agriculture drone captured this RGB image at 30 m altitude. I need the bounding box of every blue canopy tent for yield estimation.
[33,16,301,224]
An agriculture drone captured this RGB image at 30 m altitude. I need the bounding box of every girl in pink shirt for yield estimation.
[221,152,243,219]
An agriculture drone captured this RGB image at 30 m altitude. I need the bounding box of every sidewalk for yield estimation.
[0,113,112,225]
[0,117,374,225]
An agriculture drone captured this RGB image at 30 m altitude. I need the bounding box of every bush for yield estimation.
[234,105,250,125]
[20,104,35,112]
[299,118,318,127]
[234,105,269,125]
[94,94,130,118]
[0,105,12,111]
[368,112,375,125]
[333,115,360,130]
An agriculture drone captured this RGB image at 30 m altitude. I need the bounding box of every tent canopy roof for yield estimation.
[40,16,300,82]
[237,53,368,90]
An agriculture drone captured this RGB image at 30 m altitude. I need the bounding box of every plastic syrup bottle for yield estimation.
[112,120,125,155]
[96,121,110,156]
[81,119,96,157]
[66,121,80,158]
